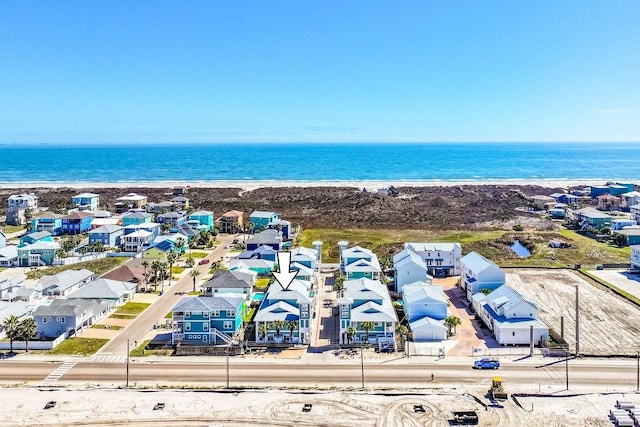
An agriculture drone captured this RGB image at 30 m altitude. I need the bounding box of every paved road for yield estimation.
[1,357,638,391]
[95,234,239,357]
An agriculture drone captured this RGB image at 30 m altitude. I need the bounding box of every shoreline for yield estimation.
[0,178,615,191]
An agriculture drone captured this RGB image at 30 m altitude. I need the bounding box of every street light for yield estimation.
[126,339,130,389]
[226,342,232,388]
[565,345,569,391]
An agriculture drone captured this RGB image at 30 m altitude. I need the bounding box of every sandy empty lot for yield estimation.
[506,269,640,355]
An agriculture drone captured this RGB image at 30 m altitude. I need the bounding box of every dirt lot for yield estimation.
[505,269,640,356]
[0,387,621,427]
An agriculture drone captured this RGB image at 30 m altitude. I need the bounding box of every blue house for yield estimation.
[590,185,610,198]
[121,212,153,227]
[88,224,123,247]
[188,210,214,231]
[123,222,161,239]
[61,211,94,234]
[30,212,64,236]
[247,229,282,251]
[171,295,247,345]
[72,193,100,211]
[20,231,53,245]
[249,211,279,231]
[268,219,292,240]
[32,299,103,338]
[402,283,448,341]
[16,241,59,266]
[157,211,187,232]
[608,184,629,196]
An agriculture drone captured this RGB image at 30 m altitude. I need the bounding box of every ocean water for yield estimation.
[0,142,639,184]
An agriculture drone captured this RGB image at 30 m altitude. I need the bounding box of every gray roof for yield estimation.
[190,210,213,216]
[36,269,94,292]
[89,224,123,234]
[33,299,95,317]
[67,278,136,300]
[204,270,254,289]
[122,212,153,219]
[247,229,281,244]
[24,231,52,241]
[172,295,245,312]
[250,210,277,219]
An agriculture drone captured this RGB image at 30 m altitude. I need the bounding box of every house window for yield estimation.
[56,317,60,322]
[512,332,515,336]
[226,310,235,318]
[374,322,381,327]
[203,312,209,318]
[43,317,48,324]
[185,312,190,318]
[203,322,209,331]
[185,322,191,331]
[223,321,233,330]
[203,335,208,342]
[212,310,220,317]
[61,317,65,324]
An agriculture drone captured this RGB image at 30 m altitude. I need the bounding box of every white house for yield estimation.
[402,283,448,341]
[0,230,6,249]
[621,192,640,209]
[631,245,640,271]
[393,249,431,293]
[460,251,505,300]
[403,242,462,276]
[0,246,17,268]
[35,269,95,298]
[472,285,548,346]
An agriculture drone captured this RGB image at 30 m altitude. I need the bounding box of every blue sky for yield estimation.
[0,1,639,144]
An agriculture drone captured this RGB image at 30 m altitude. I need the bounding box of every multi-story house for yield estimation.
[34,269,95,298]
[121,211,153,227]
[631,245,640,271]
[337,278,397,349]
[61,211,94,234]
[33,299,102,339]
[402,283,448,341]
[249,211,279,231]
[123,230,153,252]
[403,242,462,277]
[203,269,256,296]
[393,249,431,293]
[247,229,282,251]
[71,193,100,211]
[115,193,148,213]
[188,210,214,232]
[6,193,38,226]
[16,241,59,267]
[88,225,123,247]
[460,251,505,301]
[30,212,64,236]
[171,294,248,345]
[219,210,244,233]
[157,211,187,232]
[338,243,381,280]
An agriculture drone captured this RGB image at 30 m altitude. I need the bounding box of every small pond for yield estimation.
[509,240,532,258]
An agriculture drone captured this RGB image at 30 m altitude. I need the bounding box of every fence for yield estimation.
[54,253,107,266]
[0,332,67,351]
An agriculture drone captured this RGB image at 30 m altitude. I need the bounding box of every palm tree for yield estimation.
[285,320,297,343]
[175,237,186,255]
[334,272,345,295]
[18,318,37,352]
[444,316,462,337]
[160,222,172,234]
[396,324,408,350]
[360,321,374,345]
[243,222,254,243]
[258,323,268,341]
[166,251,178,287]
[272,320,286,339]
[141,260,150,290]
[185,256,195,269]
[151,260,163,292]
[346,326,357,344]
[159,261,169,291]
[189,269,201,293]
[2,315,20,354]
[55,248,66,260]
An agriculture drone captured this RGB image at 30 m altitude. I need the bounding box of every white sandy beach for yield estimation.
[0,178,613,191]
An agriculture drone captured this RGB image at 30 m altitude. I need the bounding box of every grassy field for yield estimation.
[254,278,270,290]
[26,257,126,280]
[129,340,174,357]
[188,251,208,259]
[49,338,109,355]
[172,266,185,274]
[2,224,26,234]
[298,228,631,267]
[115,302,151,315]
[91,324,123,330]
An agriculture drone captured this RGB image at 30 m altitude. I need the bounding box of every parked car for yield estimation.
[473,357,500,369]
[198,259,210,265]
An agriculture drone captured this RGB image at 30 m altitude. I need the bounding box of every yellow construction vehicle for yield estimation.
[490,377,508,401]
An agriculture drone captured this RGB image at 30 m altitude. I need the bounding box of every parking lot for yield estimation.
[506,269,640,356]
[586,268,640,301]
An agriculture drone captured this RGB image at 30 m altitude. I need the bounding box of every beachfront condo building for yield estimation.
[6,193,38,226]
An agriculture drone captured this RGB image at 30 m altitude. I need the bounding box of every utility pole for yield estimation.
[226,343,231,388]
[360,344,365,389]
[126,339,130,389]
[636,349,639,392]
[565,346,569,391]
[575,285,580,357]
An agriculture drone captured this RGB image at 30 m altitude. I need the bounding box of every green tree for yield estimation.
[189,268,201,293]
[272,320,286,338]
[166,252,178,288]
[2,315,20,353]
[160,222,172,234]
[159,261,169,291]
[396,324,408,348]
[141,260,150,290]
[55,248,67,260]
[18,317,37,352]
[334,272,345,295]
[346,326,357,344]
[151,260,163,292]
[258,323,268,341]
[174,237,186,255]
[285,320,297,343]
[360,321,374,344]
[185,256,195,269]
[444,316,462,337]
[613,232,628,247]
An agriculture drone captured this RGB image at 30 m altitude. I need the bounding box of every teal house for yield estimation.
[188,210,214,231]
[31,213,64,236]
[249,211,279,231]
[121,212,153,227]
[17,240,59,267]
[573,207,612,228]
[20,231,53,245]
[171,295,247,345]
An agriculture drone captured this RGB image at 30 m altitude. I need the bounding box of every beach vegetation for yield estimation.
[25,257,125,280]
[115,302,151,316]
[2,224,26,234]
[49,337,109,355]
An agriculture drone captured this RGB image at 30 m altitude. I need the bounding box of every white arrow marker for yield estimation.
[273,251,298,290]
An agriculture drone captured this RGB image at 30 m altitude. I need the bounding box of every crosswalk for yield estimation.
[91,355,127,363]
[42,361,77,383]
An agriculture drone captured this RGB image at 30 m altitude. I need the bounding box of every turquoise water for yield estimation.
[510,240,532,258]
[1,142,639,183]
[252,292,265,301]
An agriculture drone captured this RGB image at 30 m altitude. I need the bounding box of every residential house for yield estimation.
[608,184,629,196]
[20,231,53,245]
[219,210,244,233]
[170,196,189,210]
[121,211,153,227]
[172,186,188,196]
[0,301,30,339]
[30,212,64,236]
[61,211,94,234]
[393,249,431,293]
[0,230,5,249]
[144,233,188,253]
[171,294,247,345]
[157,211,187,232]
[289,246,319,282]
[615,228,640,246]
[615,182,635,193]
[67,278,137,306]
[573,207,613,229]
[188,210,214,232]
[0,246,17,267]
[143,240,178,259]
[597,194,621,211]
[123,222,161,239]
[337,278,397,348]
[460,251,505,301]
[16,241,59,267]
[590,185,610,198]
[403,242,462,276]
[249,211,279,231]
[123,230,154,252]
[621,192,640,210]
[0,274,25,301]
[631,245,640,271]
[35,269,95,298]
[90,217,122,229]
[228,259,275,275]
[611,219,637,231]
[115,193,147,213]
[254,280,313,344]
[530,195,555,210]
[102,263,147,288]
[549,193,580,205]
[246,229,282,251]
[268,219,292,240]
[90,209,112,219]
[471,285,549,346]
[402,283,448,341]
[548,207,567,219]
[6,193,38,226]
[339,244,381,280]
[630,204,640,222]
[88,224,123,247]
[72,193,100,211]
[146,201,176,214]
[33,299,106,338]
[203,269,255,296]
